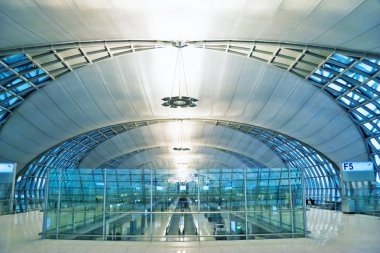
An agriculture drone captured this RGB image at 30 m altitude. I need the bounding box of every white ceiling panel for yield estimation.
[117,150,249,170]
[0,48,367,169]
[0,0,379,52]
[80,122,284,169]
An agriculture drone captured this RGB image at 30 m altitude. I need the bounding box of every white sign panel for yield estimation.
[341,161,374,181]
[0,163,17,214]
[0,163,15,173]
[342,162,373,172]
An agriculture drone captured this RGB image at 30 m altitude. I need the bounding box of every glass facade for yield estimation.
[0,53,52,124]
[42,167,306,241]
[1,42,377,219]
[309,54,380,168]
[14,121,340,213]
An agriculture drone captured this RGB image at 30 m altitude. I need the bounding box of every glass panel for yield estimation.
[1,53,27,65]
[0,92,12,102]
[0,111,9,121]
[324,62,344,73]
[339,97,354,107]
[328,83,345,93]
[354,62,378,74]
[367,80,380,92]
[346,92,365,103]
[330,53,354,65]
[42,167,306,241]
[309,74,327,84]
[13,83,31,93]
[14,63,33,73]
[367,58,380,66]
[3,97,20,107]
[345,70,367,82]
[370,138,380,150]
[363,122,379,134]
[0,70,14,79]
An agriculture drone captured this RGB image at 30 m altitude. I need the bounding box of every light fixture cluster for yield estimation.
[172,118,191,152]
[161,41,198,109]
[173,147,190,151]
[162,96,198,108]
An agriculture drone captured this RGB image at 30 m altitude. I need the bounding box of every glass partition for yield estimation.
[42,167,306,241]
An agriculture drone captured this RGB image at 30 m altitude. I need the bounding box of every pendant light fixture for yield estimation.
[173,119,190,151]
[162,42,198,108]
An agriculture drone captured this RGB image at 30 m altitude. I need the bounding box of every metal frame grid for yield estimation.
[15,119,338,212]
[1,40,379,173]
[96,146,266,170]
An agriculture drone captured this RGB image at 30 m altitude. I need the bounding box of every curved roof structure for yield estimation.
[0,1,379,204]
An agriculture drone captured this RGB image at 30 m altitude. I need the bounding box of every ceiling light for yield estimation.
[173,147,190,151]
[162,96,198,108]
[173,119,191,151]
[161,42,198,108]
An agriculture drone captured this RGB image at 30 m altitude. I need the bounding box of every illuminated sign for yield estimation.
[0,163,14,173]
[0,163,17,212]
[341,162,374,181]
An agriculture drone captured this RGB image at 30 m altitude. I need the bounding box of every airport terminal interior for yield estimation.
[0,1,380,252]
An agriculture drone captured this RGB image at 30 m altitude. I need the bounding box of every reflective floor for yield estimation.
[0,208,379,253]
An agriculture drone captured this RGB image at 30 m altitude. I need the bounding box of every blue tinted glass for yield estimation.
[0,111,9,121]
[331,53,355,65]
[370,138,380,150]
[324,63,344,73]
[34,75,51,85]
[351,111,363,121]
[309,74,327,84]
[328,83,345,93]
[0,70,13,80]
[356,107,373,118]
[355,62,378,74]
[0,92,12,102]
[358,85,376,99]
[14,63,33,73]
[367,58,380,66]
[345,71,367,82]
[4,97,20,107]
[24,69,45,79]
[346,92,365,102]
[366,80,380,91]
[13,83,31,93]
[5,78,22,88]
[365,102,380,115]
[316,68,334,78]
[339,97,354,107]
[335,78,354,88]
[1,53,27,65]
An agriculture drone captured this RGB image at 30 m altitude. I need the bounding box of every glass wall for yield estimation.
[42,167,306,241]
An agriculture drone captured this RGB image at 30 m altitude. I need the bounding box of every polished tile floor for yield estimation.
[0,208,379,253]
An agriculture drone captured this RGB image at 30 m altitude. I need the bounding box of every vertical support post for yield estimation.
[9,163,17,214]
[244,168,248,240]
[197,169,201,242]
[102,168,107,240]
[300,167,307,237]
[287,167,294,237]
[42,167,51,239]
[55,168,63,239]
[150,168,153,241]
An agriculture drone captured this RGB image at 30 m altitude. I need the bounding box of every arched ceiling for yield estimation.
[0,0,379,176]
[79,121,283,168]
[0,48,367,172]
[1,0,379,53]
[96,146,262,170]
